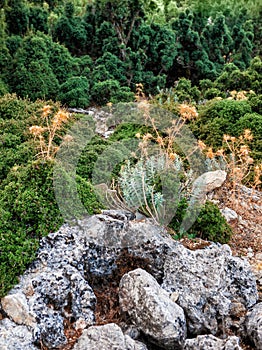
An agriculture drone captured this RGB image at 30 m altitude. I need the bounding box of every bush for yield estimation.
[190,201,232,243]
[235,113,262,160]
[169,200,232,244]
[91,79,134,105]
[0,94,45,179]
[58,76,90,108]
[193,98,252,148]
[0,159,103,296]
[0,80,8,96]
[0,94,105,296]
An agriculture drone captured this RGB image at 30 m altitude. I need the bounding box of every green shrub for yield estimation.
[58,76,90,108]
[0,80,8,96]
[192,98,252,148]
[0,159,103,296]
[203,88,226,100]
[169,200,232,244]
[190,201,232,243]
[235,112,262,160]
[0,224,38,298]
[76,136,109,180]
[91,79,134,105]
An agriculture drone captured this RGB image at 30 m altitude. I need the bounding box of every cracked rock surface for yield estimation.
[0,211,259,349]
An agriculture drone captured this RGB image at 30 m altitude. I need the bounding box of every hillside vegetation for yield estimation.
[0,0,261,296]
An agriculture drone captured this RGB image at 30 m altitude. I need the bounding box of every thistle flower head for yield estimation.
[29,125,45,135]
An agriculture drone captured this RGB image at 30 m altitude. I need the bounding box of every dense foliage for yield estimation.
[0,0,261,105]
[0,0,261,296]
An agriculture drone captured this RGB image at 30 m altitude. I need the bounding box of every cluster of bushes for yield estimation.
[0,0,261,107]
[0,94,102,296]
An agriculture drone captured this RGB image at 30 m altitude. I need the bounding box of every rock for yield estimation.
[246,302,262,349]
[192,170,227,202]
[33,308,67,348]
[184,334,242,349]
[162,243,258,335]
[1,293,35,327]
[0,318,37,350]
[25,267,96,348]
[0,211,258,349]
[119,268,186,349]
[221,207,238,222]
[72,323,147,350]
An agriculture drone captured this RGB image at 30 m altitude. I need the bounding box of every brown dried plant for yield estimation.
[29,105,71,160]
[199,129,261,207]
[135,84,199,166]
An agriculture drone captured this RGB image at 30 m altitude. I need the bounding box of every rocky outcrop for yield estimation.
[162,243,258,335]
[184,334,242,350]
[119,268,186,349]
[246,302,262,349]
[73,323,147,350]
[0,211,259,349]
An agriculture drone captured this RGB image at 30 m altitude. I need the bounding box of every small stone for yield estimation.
[72,323,147,350]
[0,318,38,350]
[1,293,35,327]
[221,207,238,222]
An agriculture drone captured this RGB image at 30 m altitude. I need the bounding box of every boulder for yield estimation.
[191,170,227,203]
[119,268,186,349]
[72,323,147,350]
[162,243,258,335]
[184,334,242,349]
[0,211,258,349]
[246,302,262,349]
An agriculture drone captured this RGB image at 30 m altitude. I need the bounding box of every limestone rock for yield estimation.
[1,293,35,327]
[24,267,96,348]
[119,268,186,349]
[0,212,258,349]
[184,334,242,349]
[33,309,67,348]
[162,243,258,335]
[221,207,238,222]
[246,302,262,349]
[0,318,37,350]
[192,170,227,200]
[72,323,147,350]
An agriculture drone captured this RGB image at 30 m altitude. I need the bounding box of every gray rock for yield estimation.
[191,170,227,203]
[162,243,258,335]
[184,334,242,349]
[246,302,262,349]
[25,267,96,348]
[125,334,147,349]
[119,268,186,349]
[0,211,258,349]
[0,318,37,350]
[72,323,147,350]
[33,308,67,348]
[221,207,238,222]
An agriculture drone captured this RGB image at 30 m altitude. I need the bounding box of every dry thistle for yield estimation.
[178,103,198,120]
[29,107,71,160]
[203,129,261,208]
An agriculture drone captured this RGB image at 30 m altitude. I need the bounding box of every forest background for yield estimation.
[0,0,261,296]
